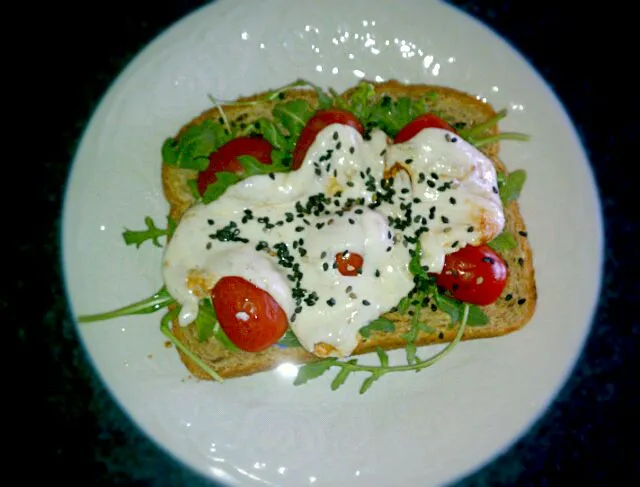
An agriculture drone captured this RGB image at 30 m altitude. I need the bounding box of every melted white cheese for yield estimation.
[162,124,504,357]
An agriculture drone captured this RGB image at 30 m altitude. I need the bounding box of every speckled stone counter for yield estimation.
[17,1,637,485]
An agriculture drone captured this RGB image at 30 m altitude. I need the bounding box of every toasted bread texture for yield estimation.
[161,80,537,380]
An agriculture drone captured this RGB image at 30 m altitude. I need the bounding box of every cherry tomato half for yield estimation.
[197,136,273,196]
[335,251,364,276]
[211,276,288,352]
[435,244,508,306]
[394,113,457,144]
[292,109,365,170]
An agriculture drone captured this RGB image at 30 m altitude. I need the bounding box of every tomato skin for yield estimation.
[211,276,288,352]
[394,113,457,144]
[197,137,273,196]
[435,244,508,306]
[335,251,364,276]
[292,109,365,170]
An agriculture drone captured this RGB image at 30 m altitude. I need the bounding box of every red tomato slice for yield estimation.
[197,136,273,196]
[335,251,364,276]
[394,113,457,144]
[211,276,289,352]
[292,109,364,170]
[435,244,508,306]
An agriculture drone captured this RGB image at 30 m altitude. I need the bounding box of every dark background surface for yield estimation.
[14,0,638,485]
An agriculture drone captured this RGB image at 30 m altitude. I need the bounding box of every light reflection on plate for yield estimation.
[62,0,602,486]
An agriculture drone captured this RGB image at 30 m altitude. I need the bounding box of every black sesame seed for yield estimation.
[345,285,353,293]
[418,173,426,183]
[362,299,371,306]
[285,212,294,222]
[505,293,513,301]
[427,180,436,188]
[348,218,355,224]
[206,242,212,250]
[268,173,276,180]
[320,251,327,258]
[449,197,456,205]
[315,222,325,230]
[375,269,381,277]
[413,197,421,204]
[255,241,268,251]
[290,313,297,322]
[405,158,413,164]
[295,226,304,232]
[355,208,364,214]
[518,257,525,266]
[295,306,303,314]
[430,172,439,180]
[518,230,528,237]
[421,217,428,225]
[349,146,355,154]
[517,298,527,305]
[336,142,342,150]
[441,216,449,224]
[430,304,438,312]
[451,137,458,143]
[346,181,355,187]
[333,131,339,140]
[452,241,458,248]
[322,262,329,271]
[386,246,392,252]
[482,256,495,264]
[467,226,474,232]
[327,298,336,306]
[438,331,444,339]
[207,219,215,225]
[299,248,307,257]
[421,265,429,272]
[492,186,498,194]
[380,149,386,156]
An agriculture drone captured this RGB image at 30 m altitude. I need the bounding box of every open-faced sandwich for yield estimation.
[79,79,536,393]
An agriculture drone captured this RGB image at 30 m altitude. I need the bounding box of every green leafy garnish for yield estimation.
[278,329,302,348]
[122,216,169,248]
[272,99,314,140]
[359,318,395,338]
[293,304,470,394]
[162,119,231,170]
[488,231,518,252]
[434,293,489,327]
[159,308,224,383]
[194,298,215,342]
[200,154,291,204]
[498,169,527,204]
[77,287,175,323]
[362,93,436,137]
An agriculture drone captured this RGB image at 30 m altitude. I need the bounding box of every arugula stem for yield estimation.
[339,304,469,375]
[160,312,224,383]
[77,288,175,323]
[207,94,231,133]
[461,109,507,139]
[472,132,531,147]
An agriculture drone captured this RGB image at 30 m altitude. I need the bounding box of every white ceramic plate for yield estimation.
[62,0,603,485]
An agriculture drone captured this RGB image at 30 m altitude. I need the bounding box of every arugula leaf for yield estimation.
[434,293,460,324]
[364,94,435,137]
[344,82,376,120]
[434,292,489,326]
[162,119,231,170]
[201,172,242,204]
[194,297,216,342]
[331,366,352,391]
[498,169,527,204]
[278,329,301,347]
[293,359,337,385]
[272,100,314,140]
[488,231,518,252]
[122,216,168,248]
[359,317,395,338]
[466,305,490,326]
[255,117,289,151]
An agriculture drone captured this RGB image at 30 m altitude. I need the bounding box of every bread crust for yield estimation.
[162,80,537,380]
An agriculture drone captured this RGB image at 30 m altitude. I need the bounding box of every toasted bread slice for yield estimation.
[162,80,537,380]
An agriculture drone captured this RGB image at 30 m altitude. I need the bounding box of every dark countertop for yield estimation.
[15,1,637,485]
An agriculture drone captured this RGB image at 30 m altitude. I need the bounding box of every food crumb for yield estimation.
[164,341,172,348]
[147,354,153,359]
